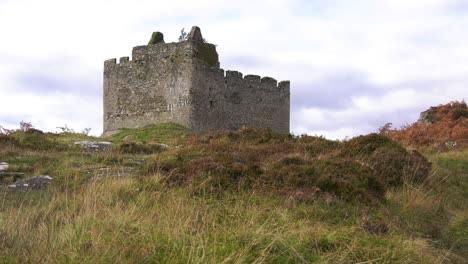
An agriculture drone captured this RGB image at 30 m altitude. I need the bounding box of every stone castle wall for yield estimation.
[103,42,194,133]
[103,27,290,135]
[190,64,290,133]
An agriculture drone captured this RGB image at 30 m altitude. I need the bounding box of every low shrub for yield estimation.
[6,129,66,151]
[118,142,165,154]
[313,159,384,201]
[297,135,340,157]
[0,134,19,147]
[342,134,431,187]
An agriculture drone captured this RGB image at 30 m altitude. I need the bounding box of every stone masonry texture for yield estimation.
[103,26,290,135]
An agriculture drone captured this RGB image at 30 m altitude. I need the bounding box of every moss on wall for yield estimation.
[196,43,218,67]
[148,32,164,45]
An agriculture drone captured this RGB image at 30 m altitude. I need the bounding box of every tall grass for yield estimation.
[2,175,461,263]
[0,125,467,263]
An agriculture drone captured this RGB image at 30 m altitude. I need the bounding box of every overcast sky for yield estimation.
[0,0,466,139]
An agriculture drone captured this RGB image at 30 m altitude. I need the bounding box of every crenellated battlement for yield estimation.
[244,74,261,82]
[104,58,117,67]
[103,26,290,135]
[222,71,289,93]
[104,57,134,67]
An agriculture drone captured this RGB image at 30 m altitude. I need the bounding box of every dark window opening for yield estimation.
[210,101,214,108]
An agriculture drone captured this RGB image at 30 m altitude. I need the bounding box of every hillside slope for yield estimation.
[0,123,467,263]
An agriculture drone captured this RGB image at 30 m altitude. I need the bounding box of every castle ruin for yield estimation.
[103,26,290,135]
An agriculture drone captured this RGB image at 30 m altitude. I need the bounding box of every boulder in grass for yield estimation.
[74,141,112,151]
[0,162,8,171]
[6,175,53,191]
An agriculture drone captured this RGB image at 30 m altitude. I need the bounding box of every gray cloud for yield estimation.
[2,54,102,96]
[445,0,468,14]
[15,71,101,96]
[291,71,380,111]
[222,55,268,70]
[1,0,467,139]
[289,72,466,138]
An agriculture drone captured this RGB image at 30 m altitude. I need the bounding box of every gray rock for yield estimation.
[74,141,112,151]
[0,162,9,171]
[417,106,438,125]
[82,167,134,185]
[127,158,146,165]
[155,143,170,149]
[188,26,204,43]
[6,175,53,191]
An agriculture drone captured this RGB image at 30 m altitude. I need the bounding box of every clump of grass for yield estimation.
[443,211,468,255]
[7,129,65,150]
[311,159,383,201]
[342,133,432,187]
[118,142,166,154]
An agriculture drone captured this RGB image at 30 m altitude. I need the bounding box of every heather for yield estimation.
[0,121,466,263]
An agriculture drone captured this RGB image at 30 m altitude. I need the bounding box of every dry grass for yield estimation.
[2,176,463,263]
[0,125,467,263]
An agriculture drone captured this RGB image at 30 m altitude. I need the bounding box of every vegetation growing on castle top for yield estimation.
[148,31,164,45]
[196,43,219,67]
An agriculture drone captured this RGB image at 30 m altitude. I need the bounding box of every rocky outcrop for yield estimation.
[417,106,438,125]
[74,141,112,151]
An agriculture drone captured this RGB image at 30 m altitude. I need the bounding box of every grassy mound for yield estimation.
[141,129,430,202]
[342,133,431,187]
[1,126,430,202]
[104,122,191,145]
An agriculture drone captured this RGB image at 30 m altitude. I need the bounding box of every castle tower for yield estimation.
[103,26,290,135]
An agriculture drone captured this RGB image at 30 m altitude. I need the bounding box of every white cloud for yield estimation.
[0,0,466,138]
[0,90,101,135]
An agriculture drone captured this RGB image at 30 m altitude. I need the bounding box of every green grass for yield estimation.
[103,123,191,145]
[0,124,467,263]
